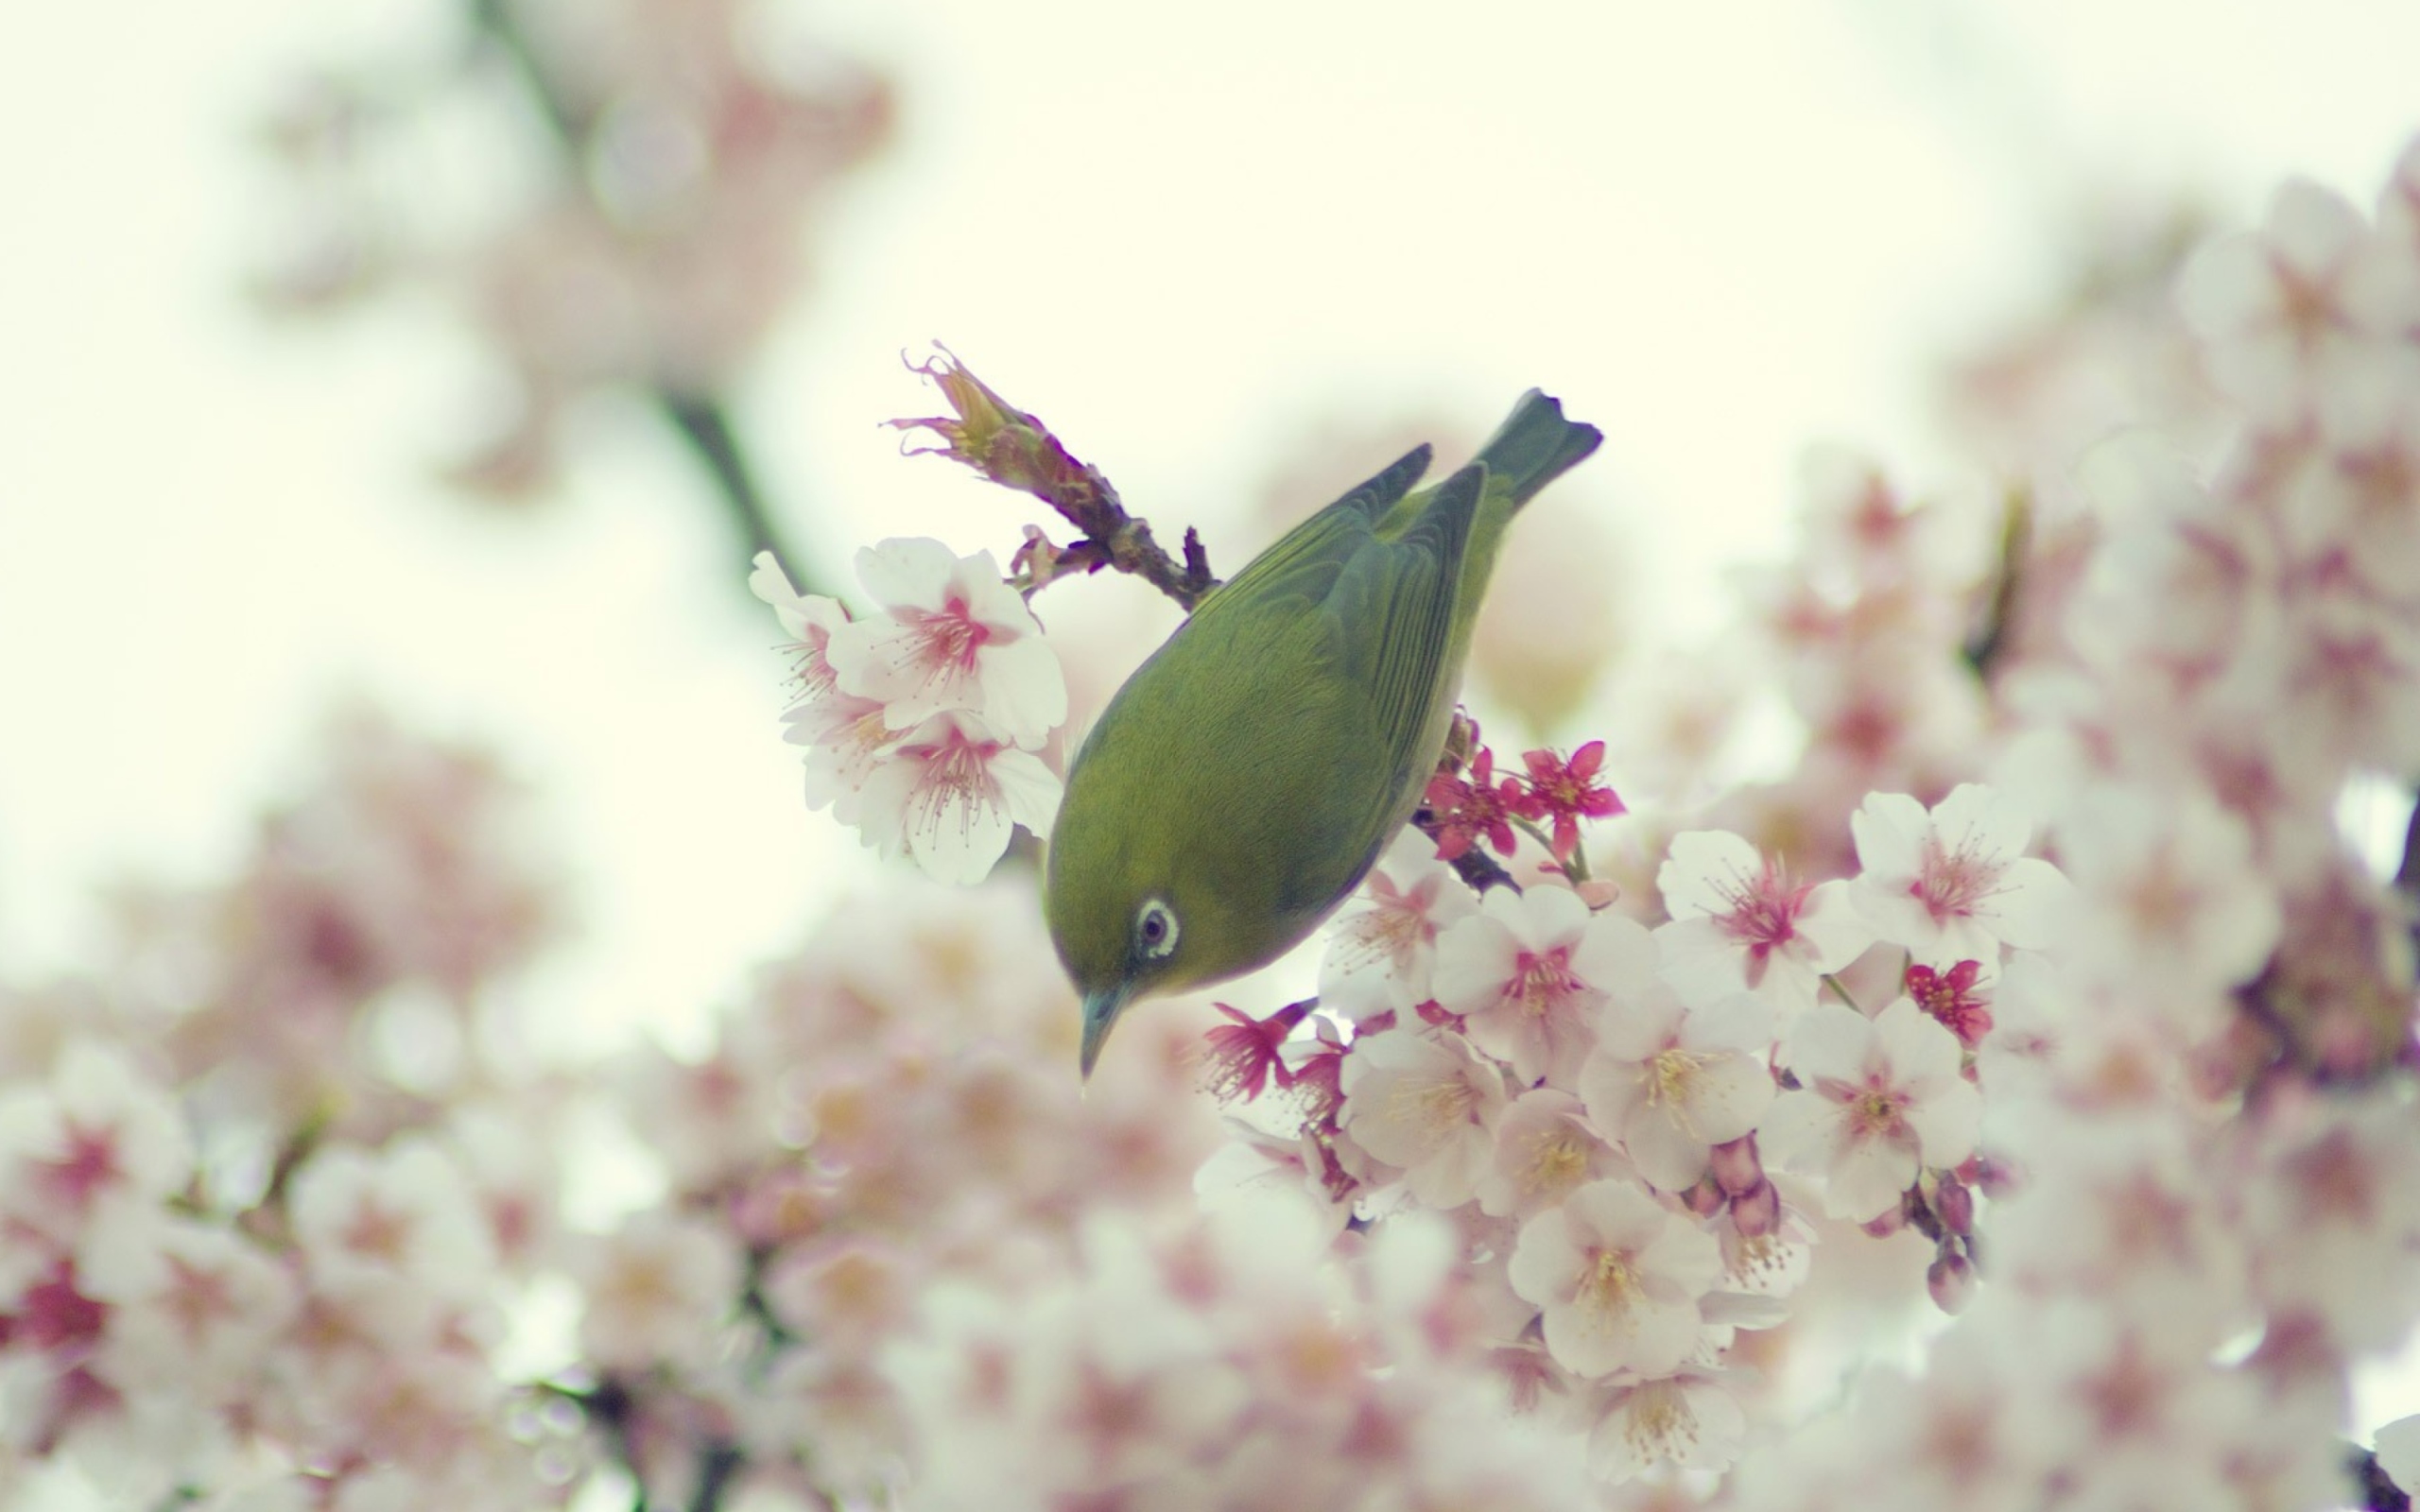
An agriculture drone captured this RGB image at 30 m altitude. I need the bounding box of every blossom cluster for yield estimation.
[252,0,893,496]
[1423,736,1625,868]
[1716,139,2420,1512]
[887,1203,1590,1509]
[0,713,1222,1508]
[1195,777,2069,1482]
[752,540,1068,884]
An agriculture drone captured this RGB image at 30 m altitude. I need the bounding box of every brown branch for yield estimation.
[1962,482,2032,680]
[890,349,1219,611]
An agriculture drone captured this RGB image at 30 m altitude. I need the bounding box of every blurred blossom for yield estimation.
[251,0,894,499]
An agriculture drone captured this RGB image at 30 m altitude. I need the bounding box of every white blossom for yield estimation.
[1506,1178,1721,1379]
[1759,998,1980,1222]
[1848,784,2072,966]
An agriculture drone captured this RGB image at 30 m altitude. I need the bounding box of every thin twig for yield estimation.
[892,351,1219,610]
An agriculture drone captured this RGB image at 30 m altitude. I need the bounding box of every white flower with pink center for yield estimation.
[749,549,852,705]
[1579,989,1775,1194]
[81,1214,297,1391]
[1847,784,2072,966]
[1318,828,1478,1019]
[289,1138,495,1302]
[2055,782,2281,1009]
[1581,1366,1748,1483]
[853,711,1063,885]
[1477,1089,1628,1219]
[1760,997,1979,1221]
[1507,1178,1720,1379]
[1338,1026,1509,1209]
[0,1040,191,1245]
[574,1211,746,1372]
[1433,886,1654,1086]
[1654,830,1873,1009]
[826,537,1067,747]
[2176,177,2387,420]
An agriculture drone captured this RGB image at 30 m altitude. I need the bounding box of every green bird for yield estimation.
[1044,390,1603,1076]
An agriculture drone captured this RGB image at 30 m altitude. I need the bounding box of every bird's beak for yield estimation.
[1079,984,1133,1081]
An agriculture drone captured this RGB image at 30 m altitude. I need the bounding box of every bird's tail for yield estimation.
[1474,388,1602,507]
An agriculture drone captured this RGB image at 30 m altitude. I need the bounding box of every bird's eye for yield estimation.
[1135,899,1180,961]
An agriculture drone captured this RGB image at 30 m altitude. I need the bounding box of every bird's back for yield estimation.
[1045,390,1601,998]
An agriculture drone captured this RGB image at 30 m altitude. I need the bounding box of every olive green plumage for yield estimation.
[1045,390,1602,1074]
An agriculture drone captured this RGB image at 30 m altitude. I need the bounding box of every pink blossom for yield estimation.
[826,538,1067,747]
[1432,885,1654,1086]
[1759,998,1981,1222]
[851,711,1062,885]
[1580,1366,1747,1482]
[1506,1178,1721,1378]
[1318,828,1479,1018]
[573,1211,745,1373]
[1422,745,1532,863]
[1338,1026,1510,1209]
[1848,784,2072,965]
[2177,177,2381,419]
[1654,830,1874,1008]
[1476,1089,1628,1220]
[2054,782,2281,1010]
[748,549,851,704]
[1579,989,1775,1194]
[1519,741,1625,864]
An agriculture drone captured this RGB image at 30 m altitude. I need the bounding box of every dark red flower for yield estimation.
[1906,958,1993,1049]
[1201,1000,1311,1105]
[1422,747,1532,862]
[1518,741,1625,863]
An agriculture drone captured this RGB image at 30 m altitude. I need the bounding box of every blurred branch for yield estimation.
[1962,483,2031,679]
[660,392,808,586]
[2353,1443,2411,1512]
[468,0,821,595]
[891,351,1221,611]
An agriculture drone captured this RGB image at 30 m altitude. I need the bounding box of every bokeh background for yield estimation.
[6,0,2420,1065]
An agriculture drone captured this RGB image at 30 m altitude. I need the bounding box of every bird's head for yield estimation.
[1045,863,1190,1079]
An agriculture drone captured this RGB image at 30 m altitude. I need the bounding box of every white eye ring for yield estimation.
[1135,899,1180,961]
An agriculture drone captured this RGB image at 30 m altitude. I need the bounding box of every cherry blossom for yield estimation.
[1337,1026,1509,1208]
[1519,741,1625,864]
[573,1213,745,1373]
[1422,747,1530,862]
[851,711,1062,885]
[1759,998,1980,1222]
[1318,828,1479,1018]
[1654,830,1874,1008]
[1432,885,1655,1086]
[1903,959,1992,1048]
[1476,1089,1629,1219]
[1506,1177,1721,1378]
[1578,989,1775,1194]
[2177,177,2388,419]
[825,538,1067,747]
[0,1041,190,1244]
[1579,1366,1748,1483]
[748,549,851,703]
[1847,784,2072,965]
[2054,782,2282,1011]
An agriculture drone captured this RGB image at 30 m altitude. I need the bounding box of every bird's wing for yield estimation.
[1323,461,1482,837]
[1188,443,1434,626]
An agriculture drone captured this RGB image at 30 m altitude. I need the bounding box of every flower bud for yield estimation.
[1932,1174,1975,1236]
[1709,1134,1763,1196]
[1859,1191,1911,1239]
[1729,1177,1781,1239]
[1927,1248,1977,1314]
